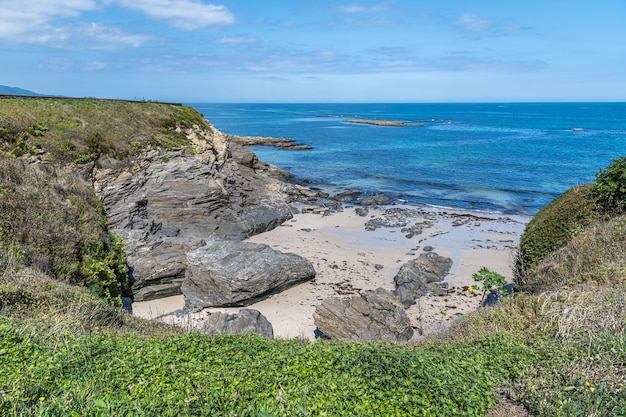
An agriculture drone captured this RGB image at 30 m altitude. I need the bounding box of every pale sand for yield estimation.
[133,205,529,340]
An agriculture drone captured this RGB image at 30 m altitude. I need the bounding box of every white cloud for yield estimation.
[341,3,388,13]
[113,0,234,30]
[0,0,233,47]
[457,13,493,32]
[0,0,98,41]
[76,23,154,48]
[82,60,106,71]
[0,0,153,47]
[215,36,257,44]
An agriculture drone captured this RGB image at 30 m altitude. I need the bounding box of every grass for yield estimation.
[0,278,539,416]
[514,184,602,287]
[1,96,625,415]
[3,266,625,416]
[0,96,212,166]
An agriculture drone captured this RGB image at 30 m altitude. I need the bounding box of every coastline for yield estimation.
[134,203,529,340]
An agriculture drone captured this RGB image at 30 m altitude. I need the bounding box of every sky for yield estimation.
[1,0,625,102]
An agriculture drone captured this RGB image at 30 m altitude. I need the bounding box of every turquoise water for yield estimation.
[189,103,626,215]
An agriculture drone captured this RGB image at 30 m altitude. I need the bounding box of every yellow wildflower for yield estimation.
[39,397,45,402]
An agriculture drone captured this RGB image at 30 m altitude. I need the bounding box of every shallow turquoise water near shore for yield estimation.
[190,103,626,215]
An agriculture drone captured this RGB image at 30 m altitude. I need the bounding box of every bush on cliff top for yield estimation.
[514,184,600,290]
[524,214,626,293]
[593,155,626,214]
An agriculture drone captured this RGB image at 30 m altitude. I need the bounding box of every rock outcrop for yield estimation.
[93,124,323,305]
[200,309,274,339]
[394,252,452,307]
[313,288,414,341]
[182,240,315,310]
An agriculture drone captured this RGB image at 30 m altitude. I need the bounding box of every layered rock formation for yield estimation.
[200,309,274,339]
[183,240,315,310]
[313,288,414,341]
[93,124,322,304]
[394,252,452,307]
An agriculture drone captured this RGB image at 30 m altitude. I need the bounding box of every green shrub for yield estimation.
[515,184,600,291]
[0,158,129,305]
[593,156,626,214]
[525,215,626,293]
[472,267,508,303]
[81,234,128,306]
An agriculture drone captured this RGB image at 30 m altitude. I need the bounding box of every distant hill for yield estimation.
[0,84,41,96]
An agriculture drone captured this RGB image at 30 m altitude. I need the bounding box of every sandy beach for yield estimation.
[133,204,529,340]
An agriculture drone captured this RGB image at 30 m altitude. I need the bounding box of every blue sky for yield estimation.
[1,0,625,102]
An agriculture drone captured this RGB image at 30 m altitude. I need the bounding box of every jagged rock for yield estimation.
[313,288,414,341]
[126,239,194,293]
[365,212,409,230]
[356,194,391,206]
[355,207,369,217]
[394,252,452,307]
[200,309,274,339]
[332,190,363,203]
[133,283,183,302]
[182,240,316,310]
[229,135,312,150]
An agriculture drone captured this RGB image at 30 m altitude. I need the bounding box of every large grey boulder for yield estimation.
[313,288,414,342]
[394,252,452,307]
[200,309,274,339]
[182,240,316,310]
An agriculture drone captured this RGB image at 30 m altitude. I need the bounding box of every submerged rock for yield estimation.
[313,288,414,341]
[182,240,316,310]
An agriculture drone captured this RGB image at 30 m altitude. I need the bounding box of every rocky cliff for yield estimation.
[93,123,323,305]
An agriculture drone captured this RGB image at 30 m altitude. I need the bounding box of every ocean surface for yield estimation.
[189,103,626,215]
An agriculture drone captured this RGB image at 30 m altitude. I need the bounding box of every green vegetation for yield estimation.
[514,184,601,287]
[472,267,509,303]
[593,156,626,213]
[1,97,625,415]
[0,159,129,304]
[0,97,212,166]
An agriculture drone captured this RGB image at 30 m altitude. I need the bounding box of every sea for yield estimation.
[189,103,626,216]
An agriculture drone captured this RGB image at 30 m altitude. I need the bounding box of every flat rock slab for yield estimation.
[200,308,274,339]
[313,288,414,342]
[182,240,316,310]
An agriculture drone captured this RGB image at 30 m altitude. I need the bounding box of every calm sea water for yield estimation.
[189,103,626,215]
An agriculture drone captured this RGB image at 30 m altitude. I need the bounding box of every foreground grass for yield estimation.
[2,267,625,416]
[0,318,538,416]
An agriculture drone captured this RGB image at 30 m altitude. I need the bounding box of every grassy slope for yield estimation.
[0,96,210,165]
[1,97,625,416]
